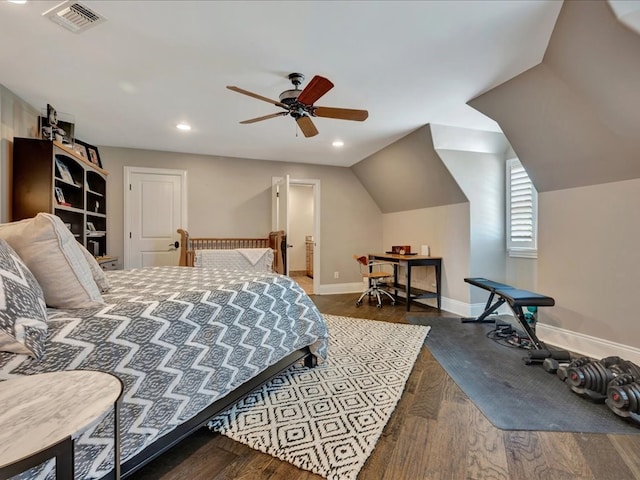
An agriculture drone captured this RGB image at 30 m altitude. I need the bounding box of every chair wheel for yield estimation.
[377,304,383,308]
[356,301,362,307]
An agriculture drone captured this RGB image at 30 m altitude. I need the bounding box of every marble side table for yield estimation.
[0,370,123,479]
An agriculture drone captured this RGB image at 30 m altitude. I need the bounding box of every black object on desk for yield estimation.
[369,253,441,311]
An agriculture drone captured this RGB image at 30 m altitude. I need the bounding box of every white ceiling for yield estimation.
[0,0,563,167]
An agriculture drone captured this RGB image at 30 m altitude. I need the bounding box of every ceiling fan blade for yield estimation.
[297,75,334,105]
[227,86,289,109]
[240,112,288,124]
[313,106,369,121]
[296,116,319,138]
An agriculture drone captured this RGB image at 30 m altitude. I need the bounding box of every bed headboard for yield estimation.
[177,229,286,274]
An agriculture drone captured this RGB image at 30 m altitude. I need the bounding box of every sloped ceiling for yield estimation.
[469,0,640,192]
[350,125,467,213]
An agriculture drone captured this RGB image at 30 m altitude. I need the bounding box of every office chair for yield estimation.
[353,255,396,308]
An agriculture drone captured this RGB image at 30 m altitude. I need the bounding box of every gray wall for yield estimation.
[538,179,640,350]
[469,0,640,193]
[351,124,467,213]
[467,0,640,354]
[100,146,383,286]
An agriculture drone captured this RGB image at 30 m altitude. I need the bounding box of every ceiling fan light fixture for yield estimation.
[278,89,299,106]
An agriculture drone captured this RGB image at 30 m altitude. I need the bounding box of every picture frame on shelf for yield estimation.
[54,158,74,184]
[75,139,102,169]
[54,186,65,204]
[86,222,97,232]
[71,142,88,159]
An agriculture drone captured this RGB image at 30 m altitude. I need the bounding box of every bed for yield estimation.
[177,228,287,274]
[0,215,327,479]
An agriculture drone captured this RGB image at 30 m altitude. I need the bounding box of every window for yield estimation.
[506,158,537,258]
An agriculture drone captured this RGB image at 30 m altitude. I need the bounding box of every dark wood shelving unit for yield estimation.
[12,138,110,256]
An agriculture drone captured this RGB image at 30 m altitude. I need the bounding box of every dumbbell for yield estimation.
[522,349,571,366]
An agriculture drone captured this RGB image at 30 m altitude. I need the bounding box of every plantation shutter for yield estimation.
[506,158,537,256]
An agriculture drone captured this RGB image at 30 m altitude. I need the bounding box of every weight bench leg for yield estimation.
[461,293,505,324]
[510,304,545,350]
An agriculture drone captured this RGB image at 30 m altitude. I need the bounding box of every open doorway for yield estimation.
[289,184,313,294]
[289,180,319,295]
[272,176,320,295]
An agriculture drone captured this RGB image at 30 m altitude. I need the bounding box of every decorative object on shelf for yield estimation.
[75,139,102,168]
[87,222,96,232]
[39,104,75,145]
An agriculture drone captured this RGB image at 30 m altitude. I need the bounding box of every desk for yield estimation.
[0,370,123,479]
[369,253,442,311]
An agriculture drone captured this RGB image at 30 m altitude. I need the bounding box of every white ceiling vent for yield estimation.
[43,1,106,33]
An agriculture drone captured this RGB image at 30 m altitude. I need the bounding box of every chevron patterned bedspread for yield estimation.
[0,266,328,479]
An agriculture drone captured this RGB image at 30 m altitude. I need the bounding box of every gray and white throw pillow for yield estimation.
[0,213,103,308]
[0,238,48,359]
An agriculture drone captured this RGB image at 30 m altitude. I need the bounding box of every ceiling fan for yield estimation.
[226,73,368,138]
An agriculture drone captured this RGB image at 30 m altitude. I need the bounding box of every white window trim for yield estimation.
[506,158,538,259]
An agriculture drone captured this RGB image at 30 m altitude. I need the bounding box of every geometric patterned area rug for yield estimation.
[208,314,430,480]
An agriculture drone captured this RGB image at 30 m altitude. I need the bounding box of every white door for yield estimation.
[124,167,187,268]
[272,175,290,275]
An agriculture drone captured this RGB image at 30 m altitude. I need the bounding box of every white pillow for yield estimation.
[78,243,111,293]
[0,213,103,308]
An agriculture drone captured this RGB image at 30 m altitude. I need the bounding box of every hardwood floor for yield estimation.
[131,294,640,480]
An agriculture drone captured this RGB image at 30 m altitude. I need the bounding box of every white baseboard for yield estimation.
[536,323,640,365]
[315,282,363,295]
[466,301,512,318]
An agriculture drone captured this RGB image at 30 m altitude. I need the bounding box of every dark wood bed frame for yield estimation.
[177,229,287,274]
[100,348,317,479]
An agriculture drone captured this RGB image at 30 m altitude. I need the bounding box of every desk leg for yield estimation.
[56,438,74,479]
[114,397,121,480]
[393,264,399,301]
[405,264,412,312]
[435,263,441,310]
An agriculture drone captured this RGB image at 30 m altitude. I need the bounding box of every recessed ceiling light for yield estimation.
[176,123,191,131]
[9,1,28,4]
[332,140,344,148]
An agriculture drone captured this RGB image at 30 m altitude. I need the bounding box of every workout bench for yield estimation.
[463,277,570,364]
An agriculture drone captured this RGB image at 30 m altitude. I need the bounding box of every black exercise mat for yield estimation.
[408,316,640,434]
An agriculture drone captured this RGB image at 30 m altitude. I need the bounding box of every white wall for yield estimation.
[438,149,506,303]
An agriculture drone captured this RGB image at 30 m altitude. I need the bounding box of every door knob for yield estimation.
[169,241,179,249]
